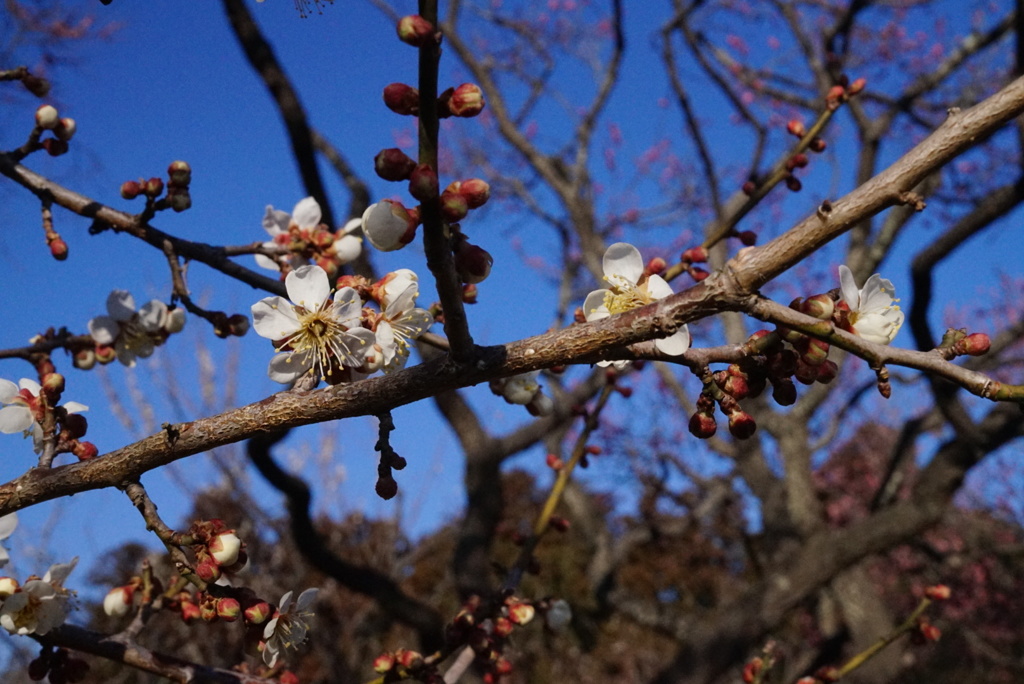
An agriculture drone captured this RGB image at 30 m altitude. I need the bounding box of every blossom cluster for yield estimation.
[255,197,362,279]
[83,290,186,369]
[0,558,78,637]
[252,265,432,384]
[0,376,90,457]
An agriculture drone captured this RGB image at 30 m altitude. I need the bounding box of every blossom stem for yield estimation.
[417,0,476,364]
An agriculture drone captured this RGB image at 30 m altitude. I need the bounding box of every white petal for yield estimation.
[0,379,18,403]
[385,283,418,318]
[262,206,291,237]
[267,352,310,384]
[603,243,644,285]
[113,339,137,367]
[43,557,77,586]
[138,300,168,332]
[339,217,362,235]
[0,406,33,434]
[62,401,88,415]
[331,287,365,327]
[395,309,433,340]
[583,290,611,321]
[0,513,18,540]
[105,290,137,321]
[654,325,691,356]
[252,297,301,340]
[859,273,899,312]
[285,265,330,309]
[254,252,282,271]
[838,265,860,310]
[88,316,120,346]
[18,379,40,395]
[291,197,322,229]
[645,274,674,301]
[362,201,410,252]
[295,587,319,611]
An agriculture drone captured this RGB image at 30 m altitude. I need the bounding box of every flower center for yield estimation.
[279,302,363,381]
[603,278,652,315]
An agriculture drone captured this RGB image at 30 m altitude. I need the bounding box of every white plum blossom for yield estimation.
[0,557,77,636]
[332,217,364,264]
[583,243,690,366]
[88,291,174,367]
[838,265,904,345]
[256,196,323,273]
[0,514,17,568]
[0,378,87,453]
[499,371,541,405]
[262,587,318,667]
[374,274,432,373]
[102,585,133,618]
[252,265,376,384]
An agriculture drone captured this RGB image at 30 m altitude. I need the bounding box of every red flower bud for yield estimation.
[737,230,757,246]
[216,597,241,621]
[409,163,439,201]
[545,453,564,470]
[816,359,838,384]
[121,180,142,200]
[459,178,491,208]
[462,283,478,304]
[689,266,709,281]
[801,293,835,320]
[383,83,420,116]
[681,246,708,263]
[826,84,846,109]
[446,83,485,117]
[374,148,416,181]
[688,411,717,439]
[396,14,437,47]
[727,410,757,439]
[771,378,797,406]
[799,337,830,366]
[440,189,469,222]
[786,119,805,138]
[167,160,192,186]
[742,180,756,196]
[954,332,990,356]
[180,599,202,624]
[809,137,827,153]
[243,600,272,624]
[144,177,164,198]
[376,475,398,500]
[454,241,493,284]
[48,237,69,261]
[54,117,77,142]
[64,413,88,440]
[42,138,68,156]
[373,653,396,673]
[785,175,802,192]
[72,441,98,460]
[847,77,866,95]
[924,584,951,601]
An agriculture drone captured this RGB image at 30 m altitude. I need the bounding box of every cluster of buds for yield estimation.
[373,648,439,682]
[826,74,866,111]
[120,160,192,213]
[80,292,186,370]
[680,245,709,282]
[440,595,535,684]
[488,370,553,416]
[27,647,89,683]
[775,295,841,384]
[255,197,363,280]
[187,519,246,584]
[173,585,271,630]
[33,104,76,157]
[689,324,838,441]
[208,311,251,339]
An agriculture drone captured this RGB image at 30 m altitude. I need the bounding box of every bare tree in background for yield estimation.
[1,1,1024,683]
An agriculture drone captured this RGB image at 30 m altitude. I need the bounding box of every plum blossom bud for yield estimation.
[741,180,756,195]
[786,119,805,138]
[681,246,708,263]
[168,161,192,186]
[826,84,846,109]
[54,118,77,141]
[121,180,142,200]
[216,597,241,621]
[195,556,221,583]
[459,178,491,208]
[924,584,951,601]
[362,200,416,252]
[95,345,117,364]
[462,283,478,304]
[737,230,757,246]
[64,414,88,440]
[794,358,819,385]
[847,77,866,95]
[493,616,514,637]
[180,599,201,624]
[799,337,830,366]
[545,453,564,470]
[408,163,439,201]
[383,83,420,116]
[689,266,709,281]
[73,348,96,371]
[209,531,242,566]
[688,411,717,439]
[373,653,396,673]
[954,332,990,356]
[801,293,835,320]
[816,360,838,384]
[440,189,469,222]
[0,577,20,599]
[168,190,192,212]
[785,175,802,192]
[244,600,272,624]
[809,137,827,153]
[374,148,416,181]
[454,240,493,284]
[771,378,797,405]
[35,104,59,129]
[376,474,398,500]
[507,601,535,625]
[144,177,164,198]
[103,586,134,617]
[727,409,757,439]
[446,83,485,117]
[72,441,98,460]
[49,237,68,260]
[397,14,437,47]
[918,621,941,642]
[227,314,250,337]
[396,649,423,669]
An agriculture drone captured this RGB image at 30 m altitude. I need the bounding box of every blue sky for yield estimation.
[1,0,1022,618]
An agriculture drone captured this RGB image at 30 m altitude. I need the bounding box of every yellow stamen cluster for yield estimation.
[602,276,653,315]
